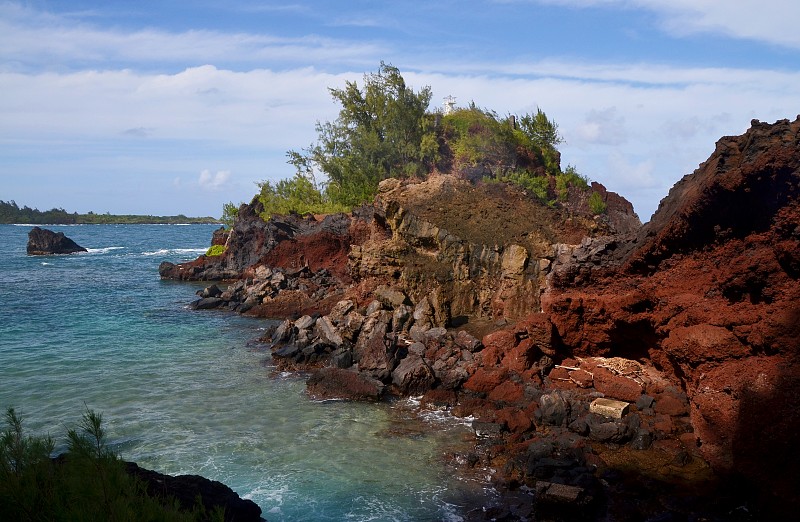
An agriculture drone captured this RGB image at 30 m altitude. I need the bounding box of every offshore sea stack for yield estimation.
[26,226,87,255]
[544,117,800,513]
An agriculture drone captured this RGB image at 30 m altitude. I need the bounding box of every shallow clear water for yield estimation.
[0,224,487,521]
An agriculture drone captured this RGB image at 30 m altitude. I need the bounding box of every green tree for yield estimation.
[588,191,607,215]
[517,108,563,175]
[294,62,437,208]
[220,201,240,228]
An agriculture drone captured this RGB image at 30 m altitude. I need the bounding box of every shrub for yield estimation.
[555,164,589,201]
[0,406,220,521]
[205,245,226,257]
[256,173,350,220]
[589,191,607,215]
[497,170,550,201]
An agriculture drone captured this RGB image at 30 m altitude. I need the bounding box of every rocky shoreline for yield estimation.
[162,117,800,520]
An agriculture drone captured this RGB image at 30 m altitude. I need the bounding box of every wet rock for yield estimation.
[306,368,385,401]
[271,319,294,344]
[27,227,87,255]
[391,355,436,395]
[199,284,223,298]
[192,297,225,310]
[272,344,301,359]
[473,421,504,439]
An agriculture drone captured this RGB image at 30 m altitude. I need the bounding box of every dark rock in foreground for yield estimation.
[124,461,263,522]
[27,226,87,255]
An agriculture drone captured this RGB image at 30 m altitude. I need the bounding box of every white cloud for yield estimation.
[198,170,232,190]
[575,107,627,146]
[0,3,384,71]
[510,0,800,49]
[606,151,656,189]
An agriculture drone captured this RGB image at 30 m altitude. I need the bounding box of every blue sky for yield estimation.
[1,1,798,220]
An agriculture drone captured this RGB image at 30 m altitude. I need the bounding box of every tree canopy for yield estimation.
[255,63,604,219]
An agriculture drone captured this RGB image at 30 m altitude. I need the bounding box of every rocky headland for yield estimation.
[161,117,800,520]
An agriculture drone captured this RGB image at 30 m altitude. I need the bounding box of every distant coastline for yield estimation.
[1,200,220,225]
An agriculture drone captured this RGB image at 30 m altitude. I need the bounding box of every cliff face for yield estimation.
[544,117,800,510]
[162,174,639,327]
[352,175,638,325]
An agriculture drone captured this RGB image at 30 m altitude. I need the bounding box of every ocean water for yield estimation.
[0,224,490,521]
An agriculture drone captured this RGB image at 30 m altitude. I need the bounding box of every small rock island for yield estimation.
[27,226,88,255]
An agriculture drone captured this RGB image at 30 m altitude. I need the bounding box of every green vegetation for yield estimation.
[0,406,222,521]
[259,62,437,219]
[205,245,226,257]
[555,164,590,201]
[589,191,608,215]
[255,63,600,219]
[220,202,241,228]
[0,200,220,225]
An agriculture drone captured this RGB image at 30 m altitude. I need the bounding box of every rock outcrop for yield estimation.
[27,226,87,255]
[544,117,800,515]
[124,461,263,522]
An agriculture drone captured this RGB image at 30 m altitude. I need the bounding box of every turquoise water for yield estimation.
[0,224,487,521]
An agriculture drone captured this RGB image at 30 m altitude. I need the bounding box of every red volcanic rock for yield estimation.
[514,313,558,356]
[463,367,509,394]
[480,329,517,365]
[496,407,532,434]
[662,324,750,368]
[653,393,688,417]
[569,369,594,388]
[592,366,643,402]
[543,117,800,514]
[487,380,525,404]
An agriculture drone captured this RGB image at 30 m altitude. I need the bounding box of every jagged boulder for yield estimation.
[27,227,87,255]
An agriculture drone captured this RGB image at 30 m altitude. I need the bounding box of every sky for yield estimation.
[1,1,798,221]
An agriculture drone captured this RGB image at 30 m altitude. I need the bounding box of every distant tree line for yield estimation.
[253,62,606,220]
[0,200,219,225]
